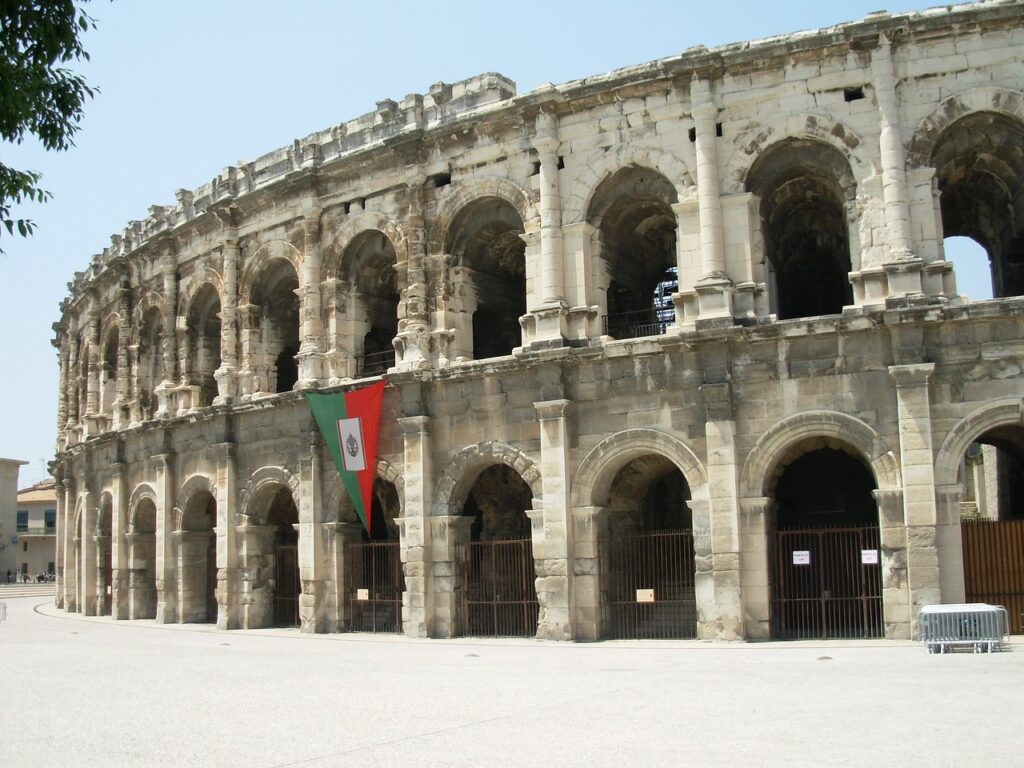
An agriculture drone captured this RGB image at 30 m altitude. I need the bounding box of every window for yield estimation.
[23,541,28,552]
[44,509,56,534]
[16,510,27,533]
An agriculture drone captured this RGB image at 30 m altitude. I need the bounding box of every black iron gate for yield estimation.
[347,540,405,633]
[274,543,300,627]
[460,538,538,637]
[770,526,883,640]
[599,530,696,639]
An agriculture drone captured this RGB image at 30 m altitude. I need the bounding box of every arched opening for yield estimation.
[600,454,695,639]
[266,487,300,627]
[746,139,855,320]
[179,489,217,623]
[945,236,993,301]
[135,308,162,420]
[932,112,1024,298]
[251,259,300,394]
[185,284,222,408]
[346,231,399,377]
[100,326,119,418]
[446,198,526,360]
[97,497,113,615]
[129,498,157,619]
[767,443,881,639]
[459,464,537,637]
[346,477,405,633]
[958,424,1024,633]
[588,167,678,339]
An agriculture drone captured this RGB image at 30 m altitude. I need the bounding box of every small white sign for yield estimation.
[636,588,655,603]
[861,549,879,565]
[792,550,811,565]
[356,588,369,601]
[337,417,367,472]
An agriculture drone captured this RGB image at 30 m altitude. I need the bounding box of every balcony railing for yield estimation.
[602,308,670,340]
[358,350,394,378]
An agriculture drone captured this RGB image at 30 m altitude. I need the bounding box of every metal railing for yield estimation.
[358,350,394,378]
[460,538,538,637]
[602,308,670,340]
[347,540,404,633]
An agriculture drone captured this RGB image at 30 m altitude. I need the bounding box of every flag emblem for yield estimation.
[337,417,366,471]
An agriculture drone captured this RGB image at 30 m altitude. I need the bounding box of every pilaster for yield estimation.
[397,415,433,637]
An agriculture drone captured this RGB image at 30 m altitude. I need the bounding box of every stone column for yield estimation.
[215,442,239,629]
[154,452,177,623]
[297,211,326,386]
[80,489,97,615]
[569,506,607,641]
[739,496,771,640]
[55,333,69,446]
[874,488,911,639]
[528,112,568,346]
[54,475,67,609]
[935,485,967,603]
[396,415,433,637]
[235,523,276,629]
[889,363,940,637]
[699,382,744,640]
[214,236,239,405]
[691,76,734,326]
[114,279,131,429]
[297,431,326,632]
[533,399,573,639]
[325,521,364,631]
[84,307,100,434]
[111,462,130,619]
[65,316,80,434]
[61,477,77,610]
[429,515,472,638]
[155,251,178,416]
[394,179,431,370]
[873,37,925,300]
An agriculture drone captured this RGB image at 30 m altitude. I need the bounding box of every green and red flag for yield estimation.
[304,380,386,534]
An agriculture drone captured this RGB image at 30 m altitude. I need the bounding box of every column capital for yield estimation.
[399,415,432,435]
[888,362,935,387]
[534,399,571,421]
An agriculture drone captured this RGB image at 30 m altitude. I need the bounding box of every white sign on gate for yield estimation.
[792,550,811,565]
[861,549,879,565]
[636,589,655,603]
[356,588,369,601]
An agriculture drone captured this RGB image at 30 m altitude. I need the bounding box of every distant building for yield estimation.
[13,479,58,581]
[0,458,28,582]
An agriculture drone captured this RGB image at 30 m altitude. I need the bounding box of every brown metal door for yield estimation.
[103,548,112,615]
[347,541,404,633]
[962,519,1024,634]
[274,544,300,627]
[206,539,218,622]
[770,526,883,639]
[599,530,696,639]
[463,538,538,637]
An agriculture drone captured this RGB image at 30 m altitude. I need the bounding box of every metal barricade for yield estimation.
[918,603,1009,653]
[0,601,6,623]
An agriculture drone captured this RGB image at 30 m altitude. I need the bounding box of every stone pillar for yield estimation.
[80,490,97,615]
[396,415,433,637]
[154,452,177,623]
[84,307,100,434]
[214,235,239,405]
[93,532,110,616]
[528,112,568,346]
[110,462,130,619]
[429,515,472,638]
[61,478,77,611]
[298,432,326,632]
[739,497,771,640]
[155,251,178,416]
[55,334,69,446]
[394,179,431,370]
[533,399,573,639]
[114,279,131,429]
[236,524,276,629]
[889,362,940,636]
[569,506,607,641]
[54,475,67,609]
[873,37,925,300]
[699,382,744,640]
[325,521,364,632]
[297,211,326,386]
[691,76,734,326]
[935,485,967,603]
[874,488,911,639]
[65,317,80,435]
[215,442,239,629]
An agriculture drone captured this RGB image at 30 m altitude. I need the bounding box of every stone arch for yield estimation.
[175,474,217,530]
[176,266,224,320]
[127,483,158,531]
[238,464,300,524]
[96,490,114,536]
[130,290,163,345]
[725,113,872,194]
[934,398,1024,490]
[428,177,537,254]
[324,212,406,281]
[570,428,708,509]
[239,239,302,303]
[564,146,695,226]
[739,411,900,499]
[323,457,406,523]
[433,442,542,517]
[906,87,1024,168]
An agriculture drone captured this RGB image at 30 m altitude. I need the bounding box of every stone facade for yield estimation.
[54,1,1024,641]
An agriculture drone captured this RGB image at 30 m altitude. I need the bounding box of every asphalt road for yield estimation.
[1,595,1020,767]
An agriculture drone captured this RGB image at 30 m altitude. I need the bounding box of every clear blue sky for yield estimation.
[0,0,992,486]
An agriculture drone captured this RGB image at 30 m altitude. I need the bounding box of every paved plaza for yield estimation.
[1,591,1021,767]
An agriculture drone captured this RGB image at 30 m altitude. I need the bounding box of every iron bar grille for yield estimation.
[962,519,1024,634]
[602,309,669,340]
[599,530,697,639]
[274,544,300,627]
[770,526,883,640]
[462,538,538,637]
[358,350,394,378]
[347,540,405,633]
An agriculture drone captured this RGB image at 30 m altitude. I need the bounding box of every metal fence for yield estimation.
[770,526,883,640]
[599,529,697,639]
[274,544,300,627]
[961,519,1024,634]
[460,538,538,637]
[358,350,394,378]
[602,309,669,340]
[347,540,404,633]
